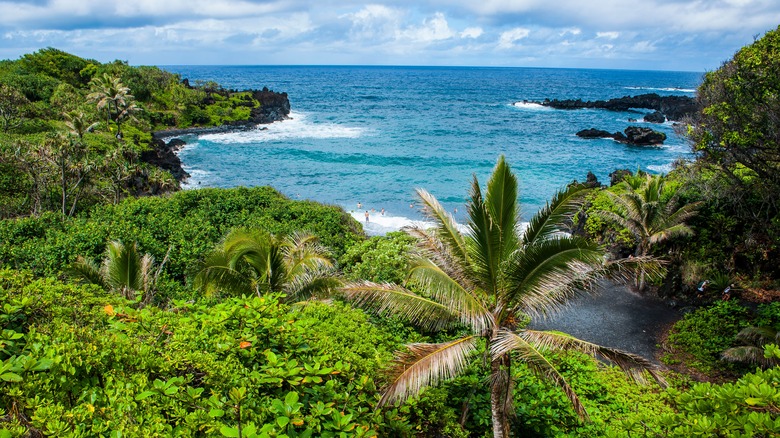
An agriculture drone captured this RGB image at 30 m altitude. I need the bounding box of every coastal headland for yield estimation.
[142,87,291,183]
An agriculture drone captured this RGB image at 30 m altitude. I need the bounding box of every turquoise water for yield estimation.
[162,66,701,234]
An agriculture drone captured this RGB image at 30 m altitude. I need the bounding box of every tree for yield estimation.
[0,84,30,133]
[343,156,665,437]
[594,173,700,291]
[687,25,780,214]
[195,228,339,302]
[63,110,97,140]
[86,73,133,130]
[68,240,167,305]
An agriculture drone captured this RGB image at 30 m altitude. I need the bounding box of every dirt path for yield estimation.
[530,281,682,364]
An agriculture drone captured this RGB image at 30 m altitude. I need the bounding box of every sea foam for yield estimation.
[623,86,696,93]
[199,111,367,144]
[511,101,551,110]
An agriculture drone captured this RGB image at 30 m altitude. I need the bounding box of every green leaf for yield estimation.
[31,359,54,372]
[220,426,240,437]
[135,391,157,400]
[745,397,765,406]
[208,408,225,418]
[277,416,290,428]
[0,372,22,382]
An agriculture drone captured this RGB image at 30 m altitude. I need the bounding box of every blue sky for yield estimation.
[0,0,777,71]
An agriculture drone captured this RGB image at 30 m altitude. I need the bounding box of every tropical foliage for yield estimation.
[195,228,339,301]
[593,172,700,290]
[68,240,166,305]
[344,156,665,437]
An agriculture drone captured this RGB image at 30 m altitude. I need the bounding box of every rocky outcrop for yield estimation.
[576,126,667,146]
[144,87,291,182]
[643,110,666,123]
[609,169,632,186]
[538,93,696,121]
[624,126,666,145]
[250,87,290,124]
[141,138,190,182]
[151,87,289,139]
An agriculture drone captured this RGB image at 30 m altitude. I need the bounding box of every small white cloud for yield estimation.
[559,27,581,36]
[596,31,619,39]
[461,26,483,39]
[498,27,529,49]
[399,12,454,43]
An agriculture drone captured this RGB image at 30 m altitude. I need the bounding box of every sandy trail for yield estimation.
[531,281,682,364]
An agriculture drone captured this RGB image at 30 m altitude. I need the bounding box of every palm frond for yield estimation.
[484,155,520,260]
[195,250,256,297]
[511,329,667,387]
[490,330,588,420]
[522,183,590,245]
[722,346,777,368]
[508,237,605,317]
[408,255,493,333]
[104,241,143,294]
[283,266,340,302]
[467,175,502,296]
[379,336,477,406]
[66,256,108,290]
[416,188,469,264]
[404,226,474,290]
[734,326,780,346]
[342,281,459,332]
[603,256,667,286]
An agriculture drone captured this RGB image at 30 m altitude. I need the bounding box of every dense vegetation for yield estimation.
[0,48,268,219]
[1,26,780,437]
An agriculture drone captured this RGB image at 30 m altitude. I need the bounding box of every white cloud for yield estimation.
[559,27,581,36]
[461,26,483,39]
[399,12,454,43]
[498,27,530,49]
[596,31,619,39]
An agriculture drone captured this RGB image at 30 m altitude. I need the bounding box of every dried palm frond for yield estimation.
[380,336,477,406]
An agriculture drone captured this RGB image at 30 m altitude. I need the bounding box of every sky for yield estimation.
[0,0,778,71]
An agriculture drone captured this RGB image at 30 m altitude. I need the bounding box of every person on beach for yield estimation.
[365,211,369,222]
[380,208,385,216]
[357,202,362,209]
[722,283,734,301]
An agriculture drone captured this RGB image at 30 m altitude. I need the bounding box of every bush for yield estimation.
[664,300,749,373]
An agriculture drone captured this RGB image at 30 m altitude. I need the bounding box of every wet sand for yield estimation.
[531,281,682,364]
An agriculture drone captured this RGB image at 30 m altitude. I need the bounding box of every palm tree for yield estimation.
[722,326,780,369]
[68,240,166,306]
[343,156,665,437]
[194,228,339,302]
[86,74,133,130]
[594,173,700,291]
[63,111,98,140]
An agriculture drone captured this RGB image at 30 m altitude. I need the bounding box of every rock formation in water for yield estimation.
[537,93,696,121]
[576,126,667,146]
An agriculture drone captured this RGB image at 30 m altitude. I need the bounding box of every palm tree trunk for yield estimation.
[490,352,511,438]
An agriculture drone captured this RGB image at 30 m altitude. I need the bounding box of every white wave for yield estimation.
[348,210,531,237]
[647,163,673,173]
[349,211,436,236]
[623,86,696,93]
[199,111,367,144]
[511,101,551,110]
[181,168,211,189]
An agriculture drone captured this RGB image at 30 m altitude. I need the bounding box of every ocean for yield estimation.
[161,65,702,234]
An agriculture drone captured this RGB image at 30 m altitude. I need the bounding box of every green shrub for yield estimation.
[339,231,415,284]
[665,301,749,373]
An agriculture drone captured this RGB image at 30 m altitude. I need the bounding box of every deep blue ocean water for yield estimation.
[161,65,702,234]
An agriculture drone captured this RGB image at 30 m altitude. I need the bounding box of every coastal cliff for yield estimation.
[145,87,291,182]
